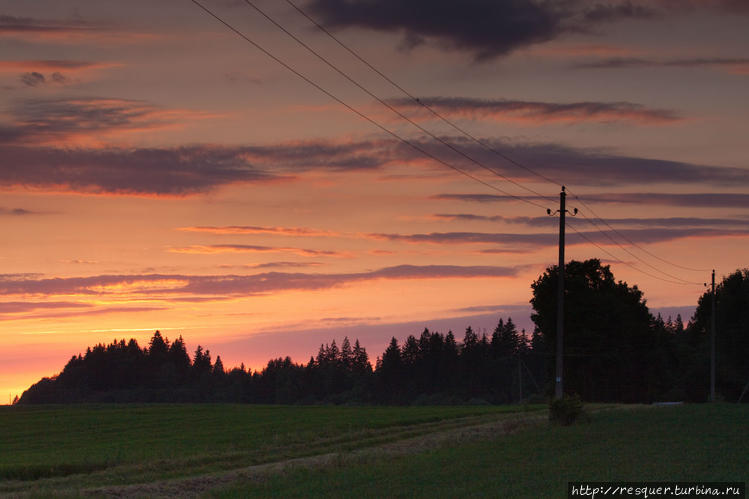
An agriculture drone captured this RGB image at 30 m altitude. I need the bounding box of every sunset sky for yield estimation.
[2,0,748,401]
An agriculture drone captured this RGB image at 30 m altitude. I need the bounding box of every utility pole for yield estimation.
[547,186,576,400]
[518,357,523,403]
[710,269,716,402]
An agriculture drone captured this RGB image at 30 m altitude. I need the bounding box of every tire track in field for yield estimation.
[82,411,547,498]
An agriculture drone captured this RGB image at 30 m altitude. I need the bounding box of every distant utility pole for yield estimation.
[547,186,577,400]
[710,269,716,402]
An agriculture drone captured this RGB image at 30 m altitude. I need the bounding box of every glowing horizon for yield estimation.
[1,0,748,400]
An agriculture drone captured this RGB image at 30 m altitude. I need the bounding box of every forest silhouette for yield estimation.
[17,259,749,405]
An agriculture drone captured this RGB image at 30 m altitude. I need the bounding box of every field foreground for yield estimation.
[0,403,745,497]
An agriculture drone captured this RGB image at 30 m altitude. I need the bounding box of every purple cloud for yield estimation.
[434,192,749,208]
[0,264,524,298]
[433,213,749,228]
[371,228,749,248]
[388,96,681,125]
[0,15,97,35]
[0,92,745,196]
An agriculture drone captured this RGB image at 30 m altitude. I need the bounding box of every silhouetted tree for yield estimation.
[531,259,660,402]
[689,268,749,401]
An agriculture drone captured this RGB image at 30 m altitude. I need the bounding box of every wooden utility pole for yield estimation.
[710,269,716,402]
[555,188,566,400]
[547,186,576,400]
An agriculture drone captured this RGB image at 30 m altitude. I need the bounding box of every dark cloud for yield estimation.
[9,97,184,140]
[656,0,749,13]
[389,96,681,125]
[574,57,749,71]
[306,0,575,61]
[382,136,748,187]
[434,192,749,208]
[434,213,749,228]
[304,0,746,60]
[19,72,45,86]
[0,144,278,196]
[0,264,523,298]
[18,71,69,87]
[439,139,749,187]
[582,1,658,22]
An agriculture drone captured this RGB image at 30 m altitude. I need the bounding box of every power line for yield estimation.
[572,211,702,285]
[281,0,709,277]
[566,223,702,286]
[569,191,710,273]
[240,0,555,204]
[283,0,563,191]
[189,0,550,210]
[193,0,711,283]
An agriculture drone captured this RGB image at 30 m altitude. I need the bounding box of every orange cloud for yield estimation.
[177,225,339,237]
[169,245,346,257]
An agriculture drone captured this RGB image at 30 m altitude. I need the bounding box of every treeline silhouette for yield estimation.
[17,260,748,405]
[18,320,546,404]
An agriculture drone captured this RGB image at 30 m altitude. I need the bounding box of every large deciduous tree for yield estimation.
[689,269,749,401]
[530,259,663,402]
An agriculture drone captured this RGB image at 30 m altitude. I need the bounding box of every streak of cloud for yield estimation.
[218,262,323,270]
[370,228,749,248]
[574,57,749,74]
[433,213,749,228]
[434,192,749,208]
[0,14,161,44]
[169,245,344,257]
[177,225,338,237]
[388,96,681,125]
[0,145,280,196]
[0,60,114,72]
[7,97,219,145]
[0,14,98,36]
[0,301,90,314]
[0,265,525,298]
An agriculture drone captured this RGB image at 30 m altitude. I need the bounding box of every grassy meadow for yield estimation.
[0,403,745,497]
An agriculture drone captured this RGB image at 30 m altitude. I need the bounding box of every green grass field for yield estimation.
[0,403,745,497]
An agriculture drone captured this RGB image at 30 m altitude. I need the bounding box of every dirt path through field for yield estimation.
[83,411,547,498]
